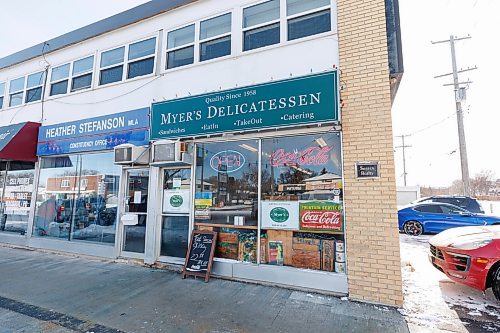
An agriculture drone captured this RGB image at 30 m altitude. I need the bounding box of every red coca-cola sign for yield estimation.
[270,146,332,167]
[299,201,343,231]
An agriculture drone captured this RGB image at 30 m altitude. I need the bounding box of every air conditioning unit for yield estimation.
[114,144,149,165]
[151,140,191,165]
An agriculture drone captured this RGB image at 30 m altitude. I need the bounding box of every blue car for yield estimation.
[398,202,500,236]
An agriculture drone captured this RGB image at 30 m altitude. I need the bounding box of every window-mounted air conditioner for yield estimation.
[114,144,149,165]
[151,140,190,165]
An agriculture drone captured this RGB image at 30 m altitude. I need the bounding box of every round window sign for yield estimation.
[209,150,246,173]
[170,195,184,208]
[270,207,289,223]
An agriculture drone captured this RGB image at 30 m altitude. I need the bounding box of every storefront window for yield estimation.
[260,133,345,273]
[195,140,259,263]
[0,162,36,235]
[33,152,120,245]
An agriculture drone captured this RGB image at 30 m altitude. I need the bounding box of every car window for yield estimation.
[439,204,466,215]
[414,204,442,213]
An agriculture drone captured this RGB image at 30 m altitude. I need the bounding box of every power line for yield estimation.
[395,135,412,186]
[432,35,477,196]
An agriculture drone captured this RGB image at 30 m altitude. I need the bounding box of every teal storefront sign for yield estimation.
[150,71,338,140]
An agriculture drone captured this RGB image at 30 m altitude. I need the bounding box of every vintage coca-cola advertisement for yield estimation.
[270,146,332,167]
[299,201,343,232]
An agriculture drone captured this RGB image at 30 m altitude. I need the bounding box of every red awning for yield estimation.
[0,122,40,162]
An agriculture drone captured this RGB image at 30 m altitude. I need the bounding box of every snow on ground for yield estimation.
[399,234,500,333]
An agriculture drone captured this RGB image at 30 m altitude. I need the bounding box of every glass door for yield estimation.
[122,169,149,254]
[160,168,191,259]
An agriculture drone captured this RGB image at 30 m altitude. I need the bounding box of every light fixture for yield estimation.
[239,144,258,152]
[315,137,327,148]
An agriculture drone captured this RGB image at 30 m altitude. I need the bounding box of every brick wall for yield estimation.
[337,0,404,306]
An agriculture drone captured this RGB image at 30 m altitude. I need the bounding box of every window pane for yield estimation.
[195,140,259,262]
[167,46,194,69]
[200,36,231,62]
[27,71,45,88]
[167,24,195,49]
[51,64,70,82]
[100,47,125,67]
[9,92,23,107]
[0,82,5,96]
[287,0,330,16]
[9,77,25,93]
[99,65,123,85]
[1,168,35,235]
[288,10,331,41]
[50,80,68,96]
[71,73,92,92]
[200,13,231,40]
[25,87,42,103]
[243,0,280,28]
[128,37,156,60]
[34,153,120,245]
[127,57,155,79]
[261,133,345,272]
[73,56,94,75]
[0,96,3,109]
[243,23,280,51]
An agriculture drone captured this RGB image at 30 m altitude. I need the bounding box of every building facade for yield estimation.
[0,0,404,306]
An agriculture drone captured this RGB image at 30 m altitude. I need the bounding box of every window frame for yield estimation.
[126,36,158,80]
[25,71,45,104]
[98,45,126,86]
[8,76,26,108]
[49,62,71,96]
[241,0,282,52]
[166,23,197,70]
[70,54,95,93]
[60,179,70,188]
[0,81,5,110]
[99,35,158,86]
[199,12,233,62]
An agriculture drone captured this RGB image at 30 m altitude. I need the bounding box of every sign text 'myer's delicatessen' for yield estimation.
[150,71,339,139]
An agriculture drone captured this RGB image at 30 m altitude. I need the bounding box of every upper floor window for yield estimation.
[167,24,195,69]
[50,63,70,96]
[100,37,156,85]
[60,179,70,188]
[127,37,156,79]
[9,76,25,107]
[243,0,280,51]
[100,46,125,85]
[200,13,232,62]
[25,71,45,103]
[0,82,5,109]
[71,56,94,92]
[286,0,331,41]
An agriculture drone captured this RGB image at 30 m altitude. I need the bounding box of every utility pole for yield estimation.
[395,135,412,186]
[432,35,476,196]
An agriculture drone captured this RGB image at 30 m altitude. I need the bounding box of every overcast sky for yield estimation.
[0,0,497,188]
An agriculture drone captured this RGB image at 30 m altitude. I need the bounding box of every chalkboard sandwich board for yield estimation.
[182,230,218,282]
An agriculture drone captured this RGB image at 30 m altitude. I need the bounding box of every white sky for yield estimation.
[0,0,497,188]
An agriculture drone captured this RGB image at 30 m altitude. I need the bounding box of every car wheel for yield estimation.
[492,265,500,302]
[403,220,423,236]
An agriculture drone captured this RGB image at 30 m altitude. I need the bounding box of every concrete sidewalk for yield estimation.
[0,245,409,333]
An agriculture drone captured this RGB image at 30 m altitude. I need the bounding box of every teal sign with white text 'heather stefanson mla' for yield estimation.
[150,71,338,139]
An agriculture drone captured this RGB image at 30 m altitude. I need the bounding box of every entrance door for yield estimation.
[160,168,191,259]
[122,169,149,256]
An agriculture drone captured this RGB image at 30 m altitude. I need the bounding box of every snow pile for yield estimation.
[399,234,500,332]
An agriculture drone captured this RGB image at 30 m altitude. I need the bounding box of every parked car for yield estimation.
[398,202,500,236]
[429,225,500,301]
[416,195,484,214]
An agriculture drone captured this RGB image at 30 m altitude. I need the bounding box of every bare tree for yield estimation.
[470,170,495,196]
